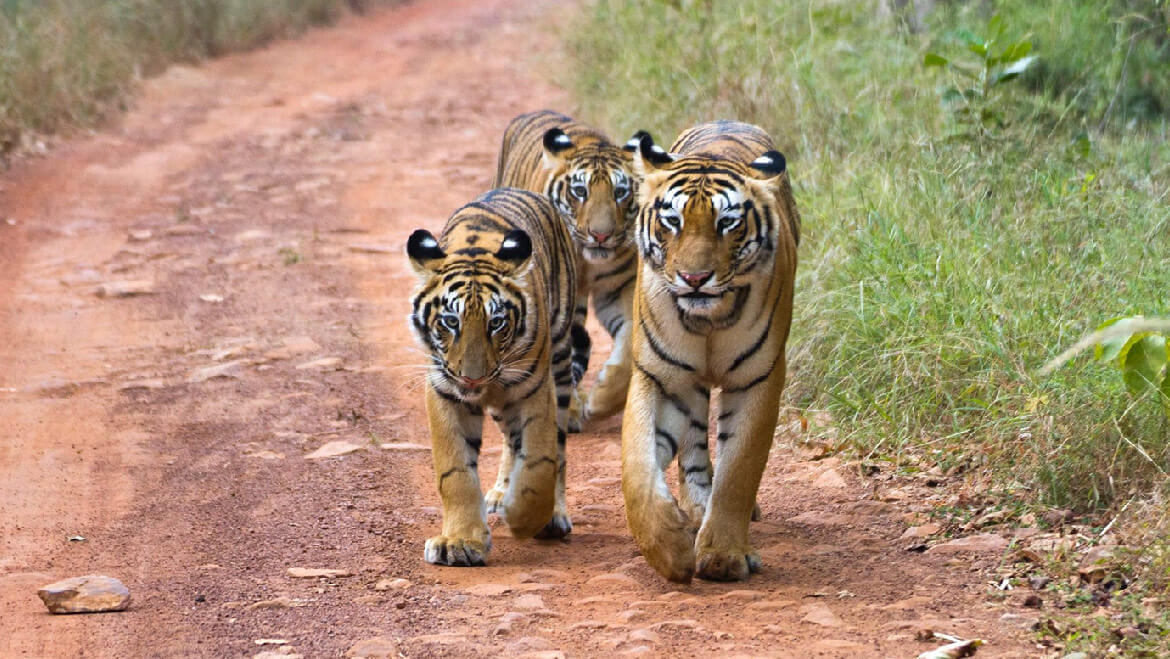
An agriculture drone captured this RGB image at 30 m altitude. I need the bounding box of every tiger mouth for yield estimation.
[677,291,723,299]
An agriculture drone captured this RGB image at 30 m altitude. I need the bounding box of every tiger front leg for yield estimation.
[423,386,490,567]
[484,411,513,514]
[694,361,786,581]
[498,382,559,539]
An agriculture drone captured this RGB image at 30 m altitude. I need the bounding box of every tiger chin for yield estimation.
[621,122,800,583]
[495,110,652,426]
[406,188,585,567]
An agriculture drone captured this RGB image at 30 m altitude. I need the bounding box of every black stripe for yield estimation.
[639,318,694,371]
[634,361,691,417]
[725,351,783,394]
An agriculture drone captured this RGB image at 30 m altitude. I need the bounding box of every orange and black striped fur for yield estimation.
[495,110,645,426]
[406,188,583,565]
[621,121,800,582]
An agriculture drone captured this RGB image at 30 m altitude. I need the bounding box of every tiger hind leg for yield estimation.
[536,354,576,539]
[484,410,512,515]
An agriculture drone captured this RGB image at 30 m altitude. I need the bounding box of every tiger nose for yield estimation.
[589,229,611,244]
[679,270,713,288]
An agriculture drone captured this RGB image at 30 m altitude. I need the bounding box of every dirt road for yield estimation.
[0,1,1039,656]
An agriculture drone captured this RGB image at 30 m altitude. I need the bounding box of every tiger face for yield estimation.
[542,128,638,263]
[633,137,788,328]
[407,228,533,402]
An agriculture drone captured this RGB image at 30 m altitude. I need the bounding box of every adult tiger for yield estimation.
[495,110,646,426]
[621,121,800,582]
[406,188,583,565]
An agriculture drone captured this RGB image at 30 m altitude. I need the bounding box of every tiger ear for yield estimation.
[623,130,653,153]
[748,150,787,181]
[406,229,445,276]
[495,229,533,274]
[631,131,675,178]
[541,127,574,169]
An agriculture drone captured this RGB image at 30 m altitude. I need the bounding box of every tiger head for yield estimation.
[632,134,790,327]
[541,127,642,262]
[406,228,533,401]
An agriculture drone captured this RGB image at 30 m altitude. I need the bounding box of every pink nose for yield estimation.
[589,230,611,244]
[459,376,486,387]
[679,270,713,288]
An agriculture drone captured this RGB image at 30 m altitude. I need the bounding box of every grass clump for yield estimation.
[0,0,380,158]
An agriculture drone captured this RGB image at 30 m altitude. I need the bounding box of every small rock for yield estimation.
[1078,546,1117,583]
[570,620,608,630]
[254,639,289,646]
[1022,593,1043,608]
[747,599,796,611]
[187,360,245,383]
[1027,536,1076,553]
[254,652,303,659]
[295,357,342,370]
[199,293,225,303]
[585,573,639,589]
[264,336,321,361]
[505,637,552,654]
[649,619,701,631]
[1000,613,1041,630]
[628,629,660,645]
[96,280,156,298]
[411,633,467,645]
[799,603,843,628]
[346,637,398,658]
[811,468,848,489]
[514,594,545,610]
[900,523,943,540]
[128,229,154,241]
[373,578,411,591]
[286,567,352,578]
[164,224,204,236]
[721,589,765,601]
[235,229,270,242]
[37,575,131,613]
[619,610,647,623]
[464,583,513,596]
[305,441,363,459]
[1029,576,1051,590]
[926,533,1008,554]
[379,443,430,452]
[246,450,285,460]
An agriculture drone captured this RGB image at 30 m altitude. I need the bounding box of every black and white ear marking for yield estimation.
[638,133,674,166]
[495,229,532,265]
[407,229,445,262]
[624,130,652,153]
[543,127,574,155]
[749,150,787,176]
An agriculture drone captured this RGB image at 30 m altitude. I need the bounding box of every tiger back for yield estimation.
[406,188,582,566]
[495,110,644,423]
[620,121,800,583]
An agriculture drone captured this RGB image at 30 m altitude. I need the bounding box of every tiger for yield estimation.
[494,110,647,427]
[620,121,800,583]
[406,188,584,566]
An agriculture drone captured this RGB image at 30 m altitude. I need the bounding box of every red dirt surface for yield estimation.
[0,1,1040,656]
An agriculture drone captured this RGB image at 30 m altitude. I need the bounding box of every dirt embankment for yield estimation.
[1,0,1037,656]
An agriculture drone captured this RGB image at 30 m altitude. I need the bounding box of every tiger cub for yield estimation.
[621,122,800,582]
[406,188,584,565]
[495,110,646,426]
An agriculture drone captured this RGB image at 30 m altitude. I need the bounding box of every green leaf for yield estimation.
[1120,334,1167,396]
[1161,368,1170,415]
[1001,40,1033,63]
[1094,317,1130,362]
[924,52,949,67]
[941,87,964,105]
[967,41,989,57]
[1071,132,1091,158]
[987,14,1005,40]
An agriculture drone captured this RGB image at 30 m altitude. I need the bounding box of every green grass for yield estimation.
[0,0,382,157]
[568,2,1169,650]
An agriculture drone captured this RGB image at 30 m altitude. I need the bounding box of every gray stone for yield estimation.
[38,575,131,613]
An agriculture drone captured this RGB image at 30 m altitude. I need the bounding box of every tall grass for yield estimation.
[0,0,378,156]
[567,0,1170,511]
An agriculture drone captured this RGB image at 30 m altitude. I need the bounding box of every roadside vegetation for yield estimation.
[569,0,1169,653]
[0,0,380,160]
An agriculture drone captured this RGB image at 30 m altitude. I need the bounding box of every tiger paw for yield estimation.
[534,511,573,539]
[566,390,585,434]
[695,546,761,582]
[585,380,628,420]
[424,534,491,567]
[484,486,506,514]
